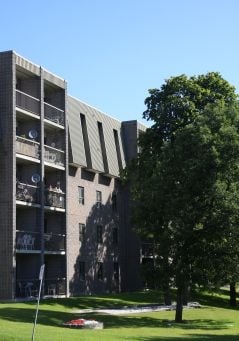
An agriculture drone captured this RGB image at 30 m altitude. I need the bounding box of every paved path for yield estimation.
[73,302,201,315]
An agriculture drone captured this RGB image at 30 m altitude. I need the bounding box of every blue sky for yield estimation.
[1,0,239,124]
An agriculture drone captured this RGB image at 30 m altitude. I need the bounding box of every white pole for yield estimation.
[32,264,45,341]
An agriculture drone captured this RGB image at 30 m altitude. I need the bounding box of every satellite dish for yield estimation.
[51,142,56,148]
[29,129,38,139]
[31,173,40,184]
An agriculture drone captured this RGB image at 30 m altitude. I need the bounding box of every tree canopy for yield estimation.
[124,72,239,322]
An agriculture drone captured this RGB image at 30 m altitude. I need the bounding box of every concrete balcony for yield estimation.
[44,145,65,168]
[16,277,66,297]
[45,189,65,209]
[44,232,66,253]
[16,136,40,160]
[16,181,40,204]
[16,230,41,252]
[16,279,39,298]
[44,278,66,296]
[44,102,64,126]
[15,230,65,253]
[16,90,40,116]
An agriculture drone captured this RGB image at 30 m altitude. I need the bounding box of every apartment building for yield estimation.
[0,51,145,300]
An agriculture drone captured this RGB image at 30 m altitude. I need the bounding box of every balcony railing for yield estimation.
[44,232,66,252]
[44,145,65,167]
[45,189,65,209]
[16,90,40,116]
[44,102,64,126]
[16,136,40,159]
[16,277,66,297]
[16,230,41,251]
[44,278,66,296]
[16,279,39,297]
[16,230,65,252]
[16,181,40,204]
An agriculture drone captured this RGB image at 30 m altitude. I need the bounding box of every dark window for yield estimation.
[113,262,119,281]
[97,225,103,244]
[79,261,85,280]
[96,190,102,208]
[97,262,103,280]
[113,129,123,170]
[97,121,108,173]
[113,228,118,245]
[112,192,117,210]
[78,186,84,204]
[80,114,92,168]
[79,223,86,243]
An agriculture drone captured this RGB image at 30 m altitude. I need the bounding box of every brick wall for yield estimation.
[68,167,121,295]
[0,51,15,299]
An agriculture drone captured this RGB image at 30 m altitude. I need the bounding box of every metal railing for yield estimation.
[16,90,40,115]
[44,102,64,126]
[44,233,66,251]
[16,279,39,298]
[44,145,65,167]
[45,190,65,209]
[16,230,41,251]
[16,230,65,252]
[16,181,40,203]
[44,278,66,296]
[16,136,40,159]
[16,277,66,297]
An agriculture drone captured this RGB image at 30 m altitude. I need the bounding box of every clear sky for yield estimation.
[1,0,239,124]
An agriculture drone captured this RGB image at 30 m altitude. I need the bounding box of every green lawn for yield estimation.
[0,289,238,340]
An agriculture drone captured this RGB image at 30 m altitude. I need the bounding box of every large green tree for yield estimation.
[125,73,239,322]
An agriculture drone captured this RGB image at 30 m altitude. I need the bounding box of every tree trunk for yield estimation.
[229,282,237,307]
[175,286,183,323]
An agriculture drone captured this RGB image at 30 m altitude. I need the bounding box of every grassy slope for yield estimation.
[0,289,238,341]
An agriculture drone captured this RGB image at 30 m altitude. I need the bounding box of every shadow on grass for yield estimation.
[5,288,236,312]
[37,291,166,310]
[193,290,239,310]
[129,336,239,341]
[216,288,239,298]
[0,307,73,327]
[0,307,234,331]
[80,312,233,330]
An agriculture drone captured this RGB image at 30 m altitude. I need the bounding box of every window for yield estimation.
[78,186,84,204]
[97,262,103,280]
[98,121,108,173]
[97,225,103,244]
[79,261,85,280]
[112,192,117,210]
[113,262,119,281]
[113,129,123,170]
[80,114,92,168]
[96,190,102,208]
[79,223,86,243]
[113,228,118,245]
